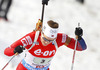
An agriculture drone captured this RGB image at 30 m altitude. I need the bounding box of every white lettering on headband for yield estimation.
[42,23,58,38]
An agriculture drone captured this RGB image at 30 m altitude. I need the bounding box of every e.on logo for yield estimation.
[34,49,55,56]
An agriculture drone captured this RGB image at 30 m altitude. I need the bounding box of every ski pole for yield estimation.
[2,53,18,70]
[71,37,78,70]
[35,0,49,31]
[41,0,49,22]
[41,4,45,23]
[71,23,80,70]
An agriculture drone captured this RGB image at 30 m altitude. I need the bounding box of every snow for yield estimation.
[0,0,100,70]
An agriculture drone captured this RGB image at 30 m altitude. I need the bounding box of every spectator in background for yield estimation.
[0,0,12,21]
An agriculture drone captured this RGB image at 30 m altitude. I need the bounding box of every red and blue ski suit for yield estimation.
[4,31,87,70]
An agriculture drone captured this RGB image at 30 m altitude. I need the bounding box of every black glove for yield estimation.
[14,45,25,54]
[75,27,83,40]
[42,0,49,5]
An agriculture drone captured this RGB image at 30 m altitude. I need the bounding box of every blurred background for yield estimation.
[0,0,100,70]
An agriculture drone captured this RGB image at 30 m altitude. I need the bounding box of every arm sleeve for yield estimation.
[4,31,35,56]
[56,33,68,47]
[67,38,87,51]
[56,33,87,51]
[4,39,23,56]
[4,47,14,56]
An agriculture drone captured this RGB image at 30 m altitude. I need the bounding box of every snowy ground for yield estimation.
[0,0,100,70]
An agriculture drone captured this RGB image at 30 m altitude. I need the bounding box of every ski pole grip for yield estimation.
[15,52,18,56]
[75,35,78,39]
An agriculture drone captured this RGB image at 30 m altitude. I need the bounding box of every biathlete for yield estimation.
[4,20,87,70]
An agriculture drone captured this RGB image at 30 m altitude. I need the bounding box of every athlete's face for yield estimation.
[41,33,55,46]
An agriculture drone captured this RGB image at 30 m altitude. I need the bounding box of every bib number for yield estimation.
[33,57,53,65]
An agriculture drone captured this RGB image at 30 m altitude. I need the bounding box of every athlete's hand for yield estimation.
[35,19,42,31]
[75,27,83,40]
[14,45,25,54]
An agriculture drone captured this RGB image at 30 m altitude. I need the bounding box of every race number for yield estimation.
[33,57,53,65]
